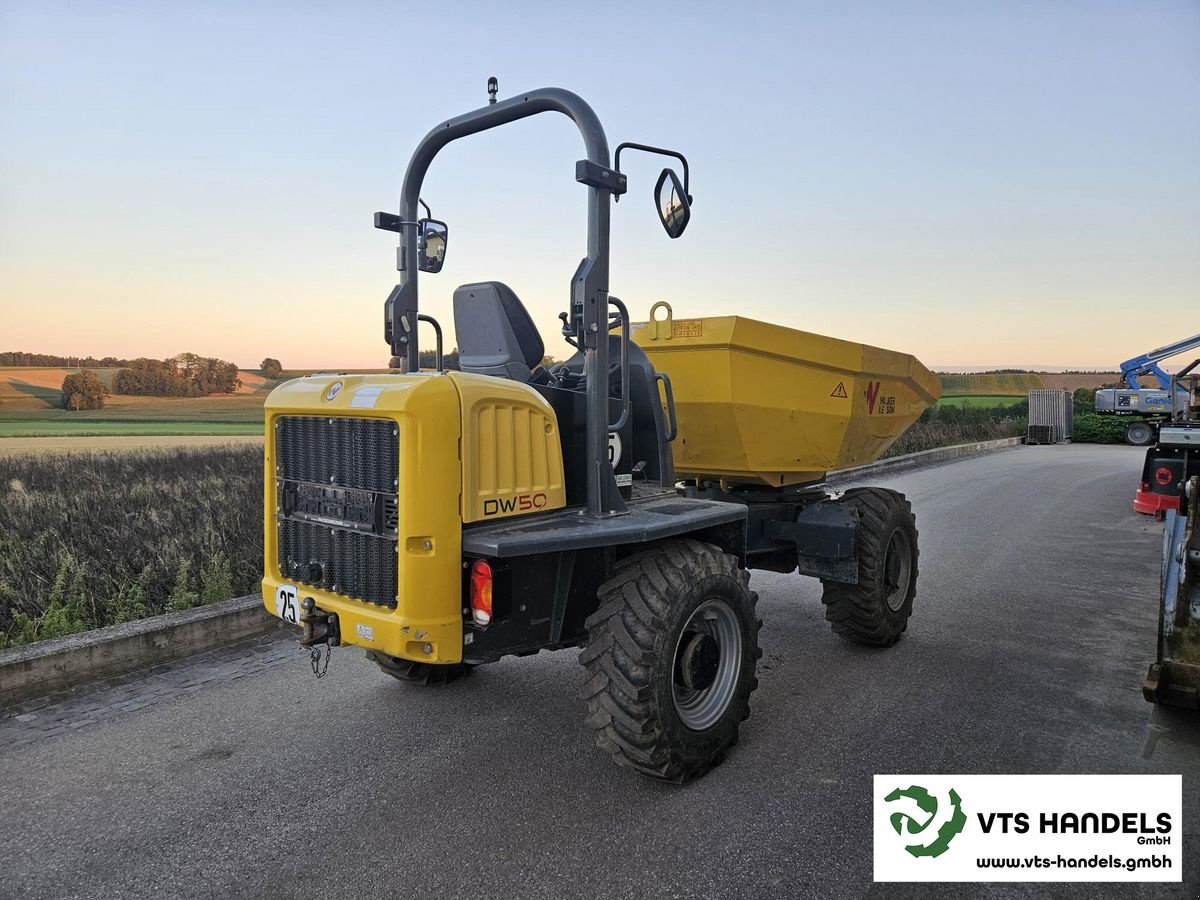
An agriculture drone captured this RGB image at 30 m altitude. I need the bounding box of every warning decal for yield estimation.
[672,319,703,338]
[830,382,848,399]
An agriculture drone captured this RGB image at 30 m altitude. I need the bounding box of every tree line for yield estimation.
[1,351,133,367]
[57,353,248,410]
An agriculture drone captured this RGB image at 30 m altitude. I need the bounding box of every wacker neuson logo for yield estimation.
[873,775,1181,883]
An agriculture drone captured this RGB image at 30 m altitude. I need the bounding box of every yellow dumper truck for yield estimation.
[263,84,940,780]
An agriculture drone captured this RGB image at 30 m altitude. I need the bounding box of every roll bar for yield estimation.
[382,87,628,517]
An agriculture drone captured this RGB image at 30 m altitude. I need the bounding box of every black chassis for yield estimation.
[459,484,861,665]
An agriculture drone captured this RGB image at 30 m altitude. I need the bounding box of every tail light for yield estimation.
[470,560,493,627]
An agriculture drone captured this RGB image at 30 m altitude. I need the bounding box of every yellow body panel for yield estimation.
[261,373,464,663]
[450,372,567,524]
[631,308,941,486]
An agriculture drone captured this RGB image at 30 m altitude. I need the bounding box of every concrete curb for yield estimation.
[0,436,1023,708]
[0,594,280,708]
[827,436,1023,484]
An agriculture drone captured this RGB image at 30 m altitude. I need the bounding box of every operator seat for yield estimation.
[453,281,546,383]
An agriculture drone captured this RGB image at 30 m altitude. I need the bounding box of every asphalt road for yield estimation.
[2,444,1196,899]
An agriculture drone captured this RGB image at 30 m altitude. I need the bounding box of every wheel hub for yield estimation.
[671,598,745,731]
[883,527,913,611]
[677,632,720,692]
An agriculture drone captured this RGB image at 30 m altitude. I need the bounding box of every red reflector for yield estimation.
[470,560,493,627]
[1154,467,1174,487]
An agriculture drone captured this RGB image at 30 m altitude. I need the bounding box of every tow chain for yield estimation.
[309,643,331,679]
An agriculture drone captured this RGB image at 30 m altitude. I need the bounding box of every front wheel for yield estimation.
[580,539,761,782]
[821,487,918,646]
[1125,421,1155,446]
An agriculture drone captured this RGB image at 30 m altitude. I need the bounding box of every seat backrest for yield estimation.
[558,335,675,487]
[453,281,544,382]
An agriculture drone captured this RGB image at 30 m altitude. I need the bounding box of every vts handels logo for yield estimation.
[483,492,549,517]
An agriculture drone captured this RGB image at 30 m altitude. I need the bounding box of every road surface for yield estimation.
[1,444,1196,899]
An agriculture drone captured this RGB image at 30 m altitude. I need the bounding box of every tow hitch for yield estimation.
[299,597,340,646]
[300,598,340,679]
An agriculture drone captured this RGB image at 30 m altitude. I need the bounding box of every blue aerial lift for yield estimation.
[1094,332,1200,445]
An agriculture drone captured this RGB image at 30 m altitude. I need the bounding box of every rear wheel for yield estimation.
[1126,421,1154,446]
[821,487,918,646]
[366,651,473,686]
[580,539,761,782]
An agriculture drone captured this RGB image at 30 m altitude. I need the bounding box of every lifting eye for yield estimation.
[470,560,493,627]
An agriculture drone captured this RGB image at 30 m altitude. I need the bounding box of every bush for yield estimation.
[885,419,1025,457]
[1073,413,1129,444]
[0,447,263,648]
[1073,387,1097,416]
[883,397,1027,457]
[61,369,108,410]
[260,358,283,380]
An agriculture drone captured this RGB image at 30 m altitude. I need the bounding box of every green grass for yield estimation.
[937,373,1045,395]
[0,392,266,438]
[936,395,1026,409]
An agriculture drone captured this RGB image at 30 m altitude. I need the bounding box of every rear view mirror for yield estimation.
[654,168,690,239]
[418,219,448,273]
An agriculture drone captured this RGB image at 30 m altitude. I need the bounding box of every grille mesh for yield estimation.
[276,415,398,492]
[275,415,399,608]
[278,519,398,607]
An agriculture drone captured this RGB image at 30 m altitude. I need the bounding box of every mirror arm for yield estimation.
[613,142,691,203]
[373,213,425,234]
[375,197,434,233]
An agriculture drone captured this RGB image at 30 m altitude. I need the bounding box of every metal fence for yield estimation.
[1027,389,1073,444]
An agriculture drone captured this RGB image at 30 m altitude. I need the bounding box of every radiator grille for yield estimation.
[275,415,399,608]
[278,519,398,607]
[276,415,398,493]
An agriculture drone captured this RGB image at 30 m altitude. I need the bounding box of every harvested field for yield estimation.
[235,371,270,392]
[0,435,263,455]
[0,391,266,439]
[1038,372,1123,391]
[0,366,271,412]
[0,367,122,410]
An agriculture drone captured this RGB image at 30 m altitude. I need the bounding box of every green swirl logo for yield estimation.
[884,785,967,858]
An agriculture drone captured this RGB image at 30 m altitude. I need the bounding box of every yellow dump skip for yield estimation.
[631,306,941,487]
